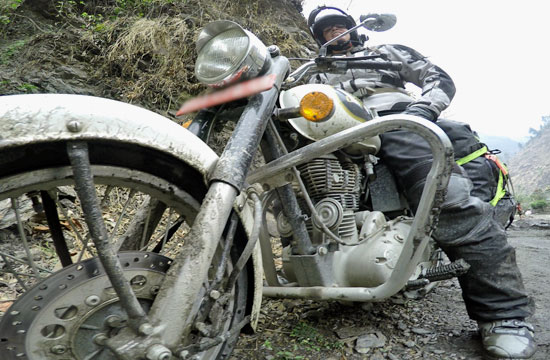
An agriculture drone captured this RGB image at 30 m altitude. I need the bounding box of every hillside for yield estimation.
[477,133,522,163]
[0,0,314,120]
[508,125,550,196]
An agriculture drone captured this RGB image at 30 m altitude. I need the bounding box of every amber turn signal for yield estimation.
[299,91,334,122]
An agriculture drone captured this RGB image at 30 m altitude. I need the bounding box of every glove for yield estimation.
[403,105,437,122]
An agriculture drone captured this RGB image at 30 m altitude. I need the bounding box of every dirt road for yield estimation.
[231,215,550,359]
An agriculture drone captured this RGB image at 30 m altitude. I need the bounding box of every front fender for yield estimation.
[0,94,263,330]
[0,94,218,179]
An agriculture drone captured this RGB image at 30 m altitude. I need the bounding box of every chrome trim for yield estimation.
[195,20,269,87]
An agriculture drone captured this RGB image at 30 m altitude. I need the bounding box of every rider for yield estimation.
[307,7,535,359]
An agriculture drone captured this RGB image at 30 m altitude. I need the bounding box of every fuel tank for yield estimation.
[279,84,381,155]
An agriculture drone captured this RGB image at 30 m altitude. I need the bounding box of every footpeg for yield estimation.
[407,258,470,289]
[421,258,470,282]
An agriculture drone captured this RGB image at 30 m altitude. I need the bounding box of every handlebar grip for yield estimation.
[347,60,402,71]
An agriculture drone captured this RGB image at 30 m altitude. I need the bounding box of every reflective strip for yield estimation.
[455,145,507,207]
[490,171,506,206]
[456,146,488,166]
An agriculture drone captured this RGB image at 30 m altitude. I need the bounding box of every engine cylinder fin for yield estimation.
[338,211,356,238]
[298,158,360,202]
[289,156,363,242]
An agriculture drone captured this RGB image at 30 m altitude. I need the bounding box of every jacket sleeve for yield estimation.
[381,44,456,116]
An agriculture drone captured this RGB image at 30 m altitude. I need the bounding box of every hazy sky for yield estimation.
[301,0,549,141]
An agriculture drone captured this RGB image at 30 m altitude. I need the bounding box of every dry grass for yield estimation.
[103,16,202,109]
[3,0,314,118]
[93,0,315,117]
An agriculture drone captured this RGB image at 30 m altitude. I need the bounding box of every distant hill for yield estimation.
[508,127,550,196]
[476,133,523,163]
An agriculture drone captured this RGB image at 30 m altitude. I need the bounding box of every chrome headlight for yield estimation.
[195,21,270,88]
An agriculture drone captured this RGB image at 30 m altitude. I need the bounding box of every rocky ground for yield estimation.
[0,199,547,360]
[230,215,550,360]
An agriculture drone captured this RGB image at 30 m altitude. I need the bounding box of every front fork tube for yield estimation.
[106,56,292,356]
[67,142,148,332]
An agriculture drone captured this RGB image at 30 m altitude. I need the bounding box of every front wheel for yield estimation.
[0,140,248,359]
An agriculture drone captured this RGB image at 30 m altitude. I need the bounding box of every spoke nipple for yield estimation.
[66,120,82,133]
[50,344,67,354]
[146,344,172,360]
[139,322,154,336]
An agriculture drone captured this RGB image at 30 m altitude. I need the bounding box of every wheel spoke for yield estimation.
[0,250,52,273]
[116,196,166,251]
[151,215,185,253]
[52,193,93,261]
[0,266,40,278]
[10,197,40,278]
[40,191,73,267]
[100,185,114,207]
[109,189,136,243]
[159,208,173,250]
[0,253,29,291]
[139,203,152,250]
[76,234,93,263]
[0,137,243,359]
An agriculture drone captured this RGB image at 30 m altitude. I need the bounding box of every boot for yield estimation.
[478,319,536,359]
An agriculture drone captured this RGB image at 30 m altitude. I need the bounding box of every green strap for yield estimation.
[455,145,507,207]
[490,171,506,206]
[456,146,488,166]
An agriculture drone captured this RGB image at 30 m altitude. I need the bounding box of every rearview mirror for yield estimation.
[359,13,397,32]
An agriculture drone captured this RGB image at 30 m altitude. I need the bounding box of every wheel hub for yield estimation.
[0,252,171,360]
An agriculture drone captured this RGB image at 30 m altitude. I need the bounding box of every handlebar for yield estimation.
[340,60,402,71]
[285,57,403,87]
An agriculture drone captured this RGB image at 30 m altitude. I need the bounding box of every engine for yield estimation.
[296,154,361,243]
[276,154,419,288]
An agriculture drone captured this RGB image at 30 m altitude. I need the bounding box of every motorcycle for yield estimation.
[0,14,467,360]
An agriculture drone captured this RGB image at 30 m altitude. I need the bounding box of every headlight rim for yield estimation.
[194,20,269,88]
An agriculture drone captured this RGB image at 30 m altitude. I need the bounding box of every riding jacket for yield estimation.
[310,44,456,117]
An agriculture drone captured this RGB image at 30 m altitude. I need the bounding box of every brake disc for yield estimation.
[0,252,172,360]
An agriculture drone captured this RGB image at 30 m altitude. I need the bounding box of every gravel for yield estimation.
[230,217,550,359]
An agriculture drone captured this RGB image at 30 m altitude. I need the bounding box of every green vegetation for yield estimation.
[260,322,344,360]
[518,187,550,213]
[262,339,273,350]
[276,350,305,360]
[530,200,548,211]
[0,39,26,64]
[17,83,38,92]
[0,0,23,25]
[0,0,311,112]
[289,321,344,352]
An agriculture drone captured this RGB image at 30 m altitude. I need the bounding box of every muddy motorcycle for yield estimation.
[0,15,466,360]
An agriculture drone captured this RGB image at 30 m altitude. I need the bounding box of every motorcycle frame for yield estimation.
[253,113,455,301]
[0,52,454,359]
